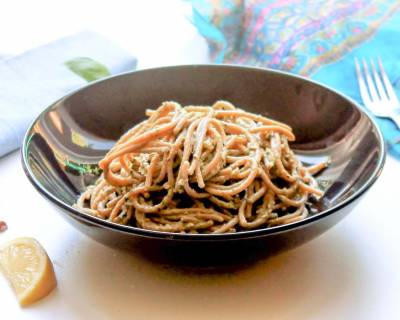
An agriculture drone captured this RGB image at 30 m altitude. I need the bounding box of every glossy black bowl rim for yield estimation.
[21,64,386,241]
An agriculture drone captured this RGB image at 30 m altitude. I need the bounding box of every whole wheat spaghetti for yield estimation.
[75,101,327,233]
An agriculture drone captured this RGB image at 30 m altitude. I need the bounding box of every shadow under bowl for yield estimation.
[22,65,385,267]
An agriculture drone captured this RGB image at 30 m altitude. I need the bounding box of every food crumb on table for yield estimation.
[0,220,7,232]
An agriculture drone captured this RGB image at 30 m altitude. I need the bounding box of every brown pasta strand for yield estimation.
[75,101,327,233]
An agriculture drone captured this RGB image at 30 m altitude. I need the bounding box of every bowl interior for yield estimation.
[23,65,384,234]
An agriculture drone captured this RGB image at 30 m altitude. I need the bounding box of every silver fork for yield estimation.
[355,57,400,128]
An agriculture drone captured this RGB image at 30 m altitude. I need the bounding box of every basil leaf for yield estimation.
[65,57,111,82]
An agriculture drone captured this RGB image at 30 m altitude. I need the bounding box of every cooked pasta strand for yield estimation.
[76,101,326,233]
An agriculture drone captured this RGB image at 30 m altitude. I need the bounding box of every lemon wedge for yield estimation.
[0,237,57,306]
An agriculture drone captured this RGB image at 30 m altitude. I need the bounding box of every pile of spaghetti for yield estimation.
[75,101,327,234]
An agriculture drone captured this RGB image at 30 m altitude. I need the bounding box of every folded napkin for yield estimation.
[0,30,137,157]
[191,0,400,158]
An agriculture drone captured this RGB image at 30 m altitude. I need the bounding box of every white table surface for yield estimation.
[1,1,400,319]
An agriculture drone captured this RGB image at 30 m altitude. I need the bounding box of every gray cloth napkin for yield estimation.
[0,30,137,157]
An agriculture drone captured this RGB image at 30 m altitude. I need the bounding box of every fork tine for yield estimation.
[355,58,372,105]
[370,58,388,101]
[378,57,400,104]
[362,58,379,102]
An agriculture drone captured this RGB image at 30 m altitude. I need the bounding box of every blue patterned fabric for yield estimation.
[190,0,400,158]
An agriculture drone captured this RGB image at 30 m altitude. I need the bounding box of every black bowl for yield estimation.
[22,65,385,266]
